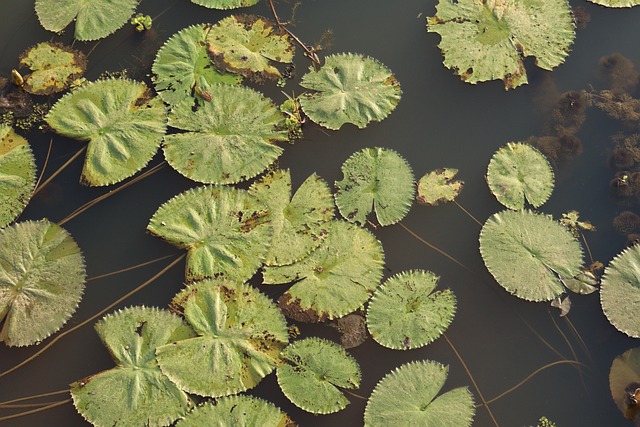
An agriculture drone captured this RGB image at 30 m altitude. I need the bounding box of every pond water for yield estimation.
[1,1,640,426]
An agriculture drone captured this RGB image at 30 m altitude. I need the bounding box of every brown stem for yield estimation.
[32,145,87,197]
[32,138,53,195]
[87,254,176,282]
[454,201,482,226]
[0,390,68,407]
[267,0,320,65]
[0,399,71,422]
[580,231,594,265]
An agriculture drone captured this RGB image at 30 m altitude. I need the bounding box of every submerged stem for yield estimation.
[0,389,68,407]
[87,253,176,282]
[580,231,594,265]
[454,200,482,226]
[32,138,53,195]
[267,0,320,65]
[0,399,71,422]
[32,145,87,197]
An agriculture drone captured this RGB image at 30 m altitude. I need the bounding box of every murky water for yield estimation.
[1,1,640,426]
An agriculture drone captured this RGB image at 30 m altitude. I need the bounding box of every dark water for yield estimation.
[1,1,640,426]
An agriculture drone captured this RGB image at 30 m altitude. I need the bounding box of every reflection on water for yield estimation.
[1,1,640,426]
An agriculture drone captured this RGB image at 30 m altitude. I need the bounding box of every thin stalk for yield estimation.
[0,399,71,422]
[454,200,482,226]
[87,254,176,282]
[32,145,87,197]
[564,315,594,365]
[548,308,579,364]
[33,138,53,194]
[267,0,320,65]
[343,390,367,400]
[580,232,594,265]
[0,401,64,409]
[0,390,68,407]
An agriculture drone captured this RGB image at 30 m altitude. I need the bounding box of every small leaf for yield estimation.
[175,396,295,427]
[417,168,464,206]
[19,42,87,95]
[190,0,260,10]
[0,125,36,229]
[560,210,596,237]
[550,295,571,317]
[601,245,640,337]
[560,270,598,295]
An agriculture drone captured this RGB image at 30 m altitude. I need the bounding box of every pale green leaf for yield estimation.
[176,396,295,427]
[190,0,260,10]
[417,168,464,206]
[561,270,598,295]
[0,125,36,229]
[601,245,640,337]
[609,347,640,422]
[19,42,87,95]
[589,0,640,7]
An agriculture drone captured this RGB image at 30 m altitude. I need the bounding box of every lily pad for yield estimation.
[0,220,85,347]
[589,0,640,7]
[335,147,415,226]
[366,270,456,350]
[277,337,361,414]
[249,169,334,266]
[35,0,139,41]
[156,280,289,397]
[163,84,287,184]
[0,125,36,229]
[601,245,640,337]
[609,347,640,423]
[427,0,575,89]
[263,220,385,322]
[417,168,464,206]
[479,209,583,302]
[299,53,402,130]
[486,142,554,210]
[19,42,87,95]
[152,24,241,107]
[207,15,294,81]
[364,360,475,427]
[175,396,295,427]
[190,0,260,10]
[45,79,167,186]
[147,185,272,283]
[71,307,195,427]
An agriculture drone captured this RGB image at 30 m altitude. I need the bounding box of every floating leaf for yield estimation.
[299,53,402,130]
[364,360,475,426]
[71,307,195,427]
[163,84,287,184]
[35,0,139,41]
[479,210,583,302]
[156,280,288,397]
[0,125,36,229]
[264,220,384,322]
[148,185,272,283]
[486,142,554,210]
[560,270,598,295]
[610,347,640,423]
[249,169,334,266]
[152,24,241,107]
[550,295,571,317]
[601,245,640,337]
[45,79,167,186]
[335,147,415,226]
[190,0,260,10]
[589,0,640,7]
[560,210,596,237]
[417,168,464,206]
[366,270,456,350]
[427,0,575,89]
[207,15,294,81]
[329,313,368,349]
[19,42,87,95]
[175,396,295,427]
[277,337,361,414]
[0,220,85,347]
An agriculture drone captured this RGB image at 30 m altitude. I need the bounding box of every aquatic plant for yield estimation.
[130,13,152,32]
[0,125,36,228]
[416,168,464,206]
[190,0,260,10]
[588,0,640,8]
[601,245,640,337]
[175,395,294,426]
[18,42,87,95]
[597,53,639,94]
[613,211,640,235]
[549,90,588,135]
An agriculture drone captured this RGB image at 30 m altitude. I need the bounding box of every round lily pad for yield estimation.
[190,0,260,9]
[366,270,456,350]
[175,396,295,426]
[589,0,640,7]
[299,53,402,130]
[609,347,640,423]
[19,42,87,95]
[0,125,36,229]
[417,168,464,206]
[277,337,361,414]
[0,220,86,347]
[601,245,640,337]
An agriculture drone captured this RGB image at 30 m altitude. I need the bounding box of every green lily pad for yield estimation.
[364,360,475,426]
[277,337,361,414]
[156,280,289,397]
[417,168,464,206]
[0,220,85,347]
[427,0,575,89]
[486,142,554,210]
[163,84,287,184]
[147,185,272,283]
[479,210,584,302]
[71,307,195,427]
[366,270,456,350]
[35,0,139,41]
[0,125,36,229]
[176,396,295,427]
[190,0,260,9]
[263,220,385,322]
[45,79,167,186]
[19,42,87,95]
[335,147,415,227]
[299,53,402,130]
[601,245,640,337]
[561,270,598,295]
[152,24,241,107]
[589,0,640,7]
[609,347,640,423]
[207,15,294,81]
[249,169,334,266]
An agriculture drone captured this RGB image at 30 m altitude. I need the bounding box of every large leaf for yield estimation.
[71,307,195,427]
[152,24,241,107]
[486,142,554,210]
[335,147,415,226]
[207,15,294,81]
[190,0,260,10]
[427,0,575,89]
[175,396,295,427]
[601,245,640,337]
[366,270,456,350]
[479,210,583,302]
[147,185,272,283]
[249,169,334,266]
[299,53,402,130]
[35,0,139,41]
[263,220,385,322]
[0,220,85,347]
[45,79,167,186]
[19,42,87,95]
[0,125,36,229]
[277,337,361,414]
[163,84,287,184]
[609,347,640,423]
[156,280,289,397]
[589,0,640,7]
[364,360,475,426]
[417,168,464,206]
